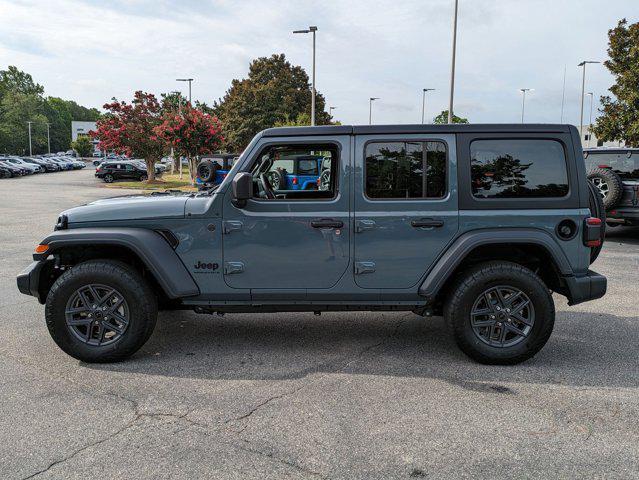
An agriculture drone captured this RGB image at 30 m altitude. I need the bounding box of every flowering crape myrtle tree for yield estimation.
[155,103,224,185]
[91,91,165,182]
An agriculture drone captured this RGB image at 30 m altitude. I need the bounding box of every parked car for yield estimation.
[584,147,639,226]
[196,154,240,189]
[22,157,58,172]
[71,160,87,170]
[17,124,607,365]
[92,151,103,158]
[49,157,74,170]
[95,161,149,182]
[0,164,13,178]
[5,156,42,173]
[0,159,27,176]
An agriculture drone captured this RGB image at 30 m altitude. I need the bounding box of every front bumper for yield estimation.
[564,270,607,306]
[16,260,53,303]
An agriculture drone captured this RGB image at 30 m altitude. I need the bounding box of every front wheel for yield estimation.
[139,174,148,182]
[444,261,555,365]
[45,260,158,363]
[103,174,114,183]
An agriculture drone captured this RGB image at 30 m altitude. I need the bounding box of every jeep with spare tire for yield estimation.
[17,124,607,365]
[584,147,639,226]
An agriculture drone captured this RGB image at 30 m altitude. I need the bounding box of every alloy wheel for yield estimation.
[591,178,609,199]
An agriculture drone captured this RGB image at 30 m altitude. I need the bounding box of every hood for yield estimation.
[62,193,189,224]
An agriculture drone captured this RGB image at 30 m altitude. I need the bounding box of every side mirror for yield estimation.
[231,172,253,208]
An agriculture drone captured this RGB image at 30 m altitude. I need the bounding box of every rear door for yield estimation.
[353,134,459,289]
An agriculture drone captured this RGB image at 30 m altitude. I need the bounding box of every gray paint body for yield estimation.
[21,124,604,308]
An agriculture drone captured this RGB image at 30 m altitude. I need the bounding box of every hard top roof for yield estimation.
[262,123,574,137]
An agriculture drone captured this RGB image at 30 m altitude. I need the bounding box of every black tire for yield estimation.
[197,160,217,183]
[45,260,158,363]
[139,174,148,182]
[586,180,606,264]
[103,173,114,183]
[587,167,623,209]
[444,261,555,365]
[267,170,285,190]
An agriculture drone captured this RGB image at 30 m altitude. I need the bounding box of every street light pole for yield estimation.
[560,64,567,123]
[520,88,532,123]
[329,106,336,117]
[578,61,599,139]
[587,92,594,147]
[293,26,318,126]
[176,78,193,104]
[27,121,33,156]
[46,123,51,154]
[421,88,435,124]
[448,0,459,124]
[369,97,379,125]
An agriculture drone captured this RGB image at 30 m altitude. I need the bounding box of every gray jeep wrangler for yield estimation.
[17,124,607,365]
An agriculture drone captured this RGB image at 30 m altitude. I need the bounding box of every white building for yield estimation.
[71,121,100,152]
[580,125,625,149]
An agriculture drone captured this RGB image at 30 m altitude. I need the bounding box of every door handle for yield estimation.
[411,219,444,228]
[311,219,344,229]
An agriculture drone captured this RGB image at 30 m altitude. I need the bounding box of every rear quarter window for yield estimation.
[470,139,569,198]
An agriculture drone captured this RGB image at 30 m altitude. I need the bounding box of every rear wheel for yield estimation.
[444,261,555,365]
[103,173,114,183]
[45,260,158,363]
[139,174,148,182]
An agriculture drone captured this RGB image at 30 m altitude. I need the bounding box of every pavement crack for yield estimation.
[226,382,309,426]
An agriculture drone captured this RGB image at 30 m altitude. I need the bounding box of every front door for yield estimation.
[353,134,459,289]
[222,137,351,291]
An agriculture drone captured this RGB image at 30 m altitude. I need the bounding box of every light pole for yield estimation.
[27,121,33,156]
[329,106,336,117]
[560,64,566,123]
[421,88,435,124]
[448,0,459,124]
[519,88,532,123]
[369,97,379,125]
[587,92,594,147]
[46,122,51,154]
[171,90,182,115]
[176,78,193,104]
[293,26,318,126]
[578,61,599,139]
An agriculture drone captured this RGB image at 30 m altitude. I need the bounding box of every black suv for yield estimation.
[584,148,639,226]
[95,161,149,183]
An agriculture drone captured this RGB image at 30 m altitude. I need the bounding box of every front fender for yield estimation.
[37,228,199,299]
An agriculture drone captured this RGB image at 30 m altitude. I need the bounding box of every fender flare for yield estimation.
[39,228,199,299]
[418,228,573,301]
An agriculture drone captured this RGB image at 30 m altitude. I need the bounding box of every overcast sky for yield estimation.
[0,0,636,126]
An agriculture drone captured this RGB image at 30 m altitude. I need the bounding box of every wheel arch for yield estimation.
[37,228,199,302]
[419,229,573,305]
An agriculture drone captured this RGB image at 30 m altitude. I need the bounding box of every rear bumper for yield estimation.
[564,270,607,306]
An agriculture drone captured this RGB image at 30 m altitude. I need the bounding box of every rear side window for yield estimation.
[365,141,447,199]
[470,139,569,198]
[584,151,639,179]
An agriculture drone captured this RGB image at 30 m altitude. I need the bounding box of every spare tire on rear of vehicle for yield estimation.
[586,179,606,264]
[197,160,218,183]
[587,167,623,209]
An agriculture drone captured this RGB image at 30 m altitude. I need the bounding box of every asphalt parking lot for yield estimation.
[1,168,638,479]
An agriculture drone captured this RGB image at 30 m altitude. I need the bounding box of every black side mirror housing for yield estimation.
[231,172,253,208]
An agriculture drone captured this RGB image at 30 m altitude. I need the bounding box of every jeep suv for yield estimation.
[584,147,639,226]
[95,161,150,183]
[17,124,606,365]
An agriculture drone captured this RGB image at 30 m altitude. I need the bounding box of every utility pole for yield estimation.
[448,0,459,124]
[421,88,435,124]
[293,26,318,126]
[587,92,594,147]
[329,106,336,118]
[520,88,532,123]
[369,97,379,125]
[578,61,600,139]
[176,78,193,104]
[46,123,51,154]
[27,121,33,156]
[560,64,566,123]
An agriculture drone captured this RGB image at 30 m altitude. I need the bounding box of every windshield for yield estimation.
[585,151,639,179]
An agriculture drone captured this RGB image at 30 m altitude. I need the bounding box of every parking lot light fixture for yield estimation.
[27,121,33,156]
[293,26,318,126]
[422,88,435,124]
[46,122,51,154]
[578,61,600,138]
[176,78,193,104]
[587,92,594,147]
[329,106,336,117]
[519,88,533,123]
[369,97,379,125]
[448,0,459,124]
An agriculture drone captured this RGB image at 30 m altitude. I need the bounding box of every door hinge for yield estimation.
[355,219,376,233]
[354,261,376,275]
[223,220,243,234]
[224,262,245,275]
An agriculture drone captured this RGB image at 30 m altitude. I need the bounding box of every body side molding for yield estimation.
[41,228,199,298]
[418,228,573,301]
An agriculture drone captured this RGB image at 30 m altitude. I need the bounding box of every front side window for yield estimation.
[250,144,338,200]
[471,139,569,198]
[365,141,447,199]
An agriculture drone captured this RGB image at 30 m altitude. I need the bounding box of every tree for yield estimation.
[71,135,93,157]
[433,110,469,124]
[0,66,44,99]
[213,53,331,151]
[592,19,639,147]
[155,103,224,184]
[91,91,165,181]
